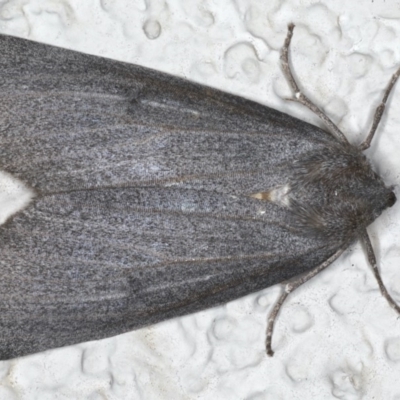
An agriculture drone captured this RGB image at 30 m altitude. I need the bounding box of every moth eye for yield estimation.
[388,191,397,208]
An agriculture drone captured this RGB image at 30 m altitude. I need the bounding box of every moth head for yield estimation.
[387,190,397,207]
[365,164,397,219]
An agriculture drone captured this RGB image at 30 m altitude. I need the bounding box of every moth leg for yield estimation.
[361,230,400,313]
[360,66,400,150]
[266,248,345,356]
[280,24,348,144]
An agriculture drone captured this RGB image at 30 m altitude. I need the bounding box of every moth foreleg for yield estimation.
[361,229,400,313]
[266,248,345,356]
[280,23,348,144]
[360,66,400,150]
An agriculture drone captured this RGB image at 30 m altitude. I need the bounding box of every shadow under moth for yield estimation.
[0,24,398,360]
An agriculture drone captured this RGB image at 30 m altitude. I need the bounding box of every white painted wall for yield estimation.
[0,1,400,398]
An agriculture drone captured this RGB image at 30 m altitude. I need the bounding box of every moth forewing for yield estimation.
[0,24,397,360]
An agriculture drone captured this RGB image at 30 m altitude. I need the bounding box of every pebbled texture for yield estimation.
[0,0,399,399]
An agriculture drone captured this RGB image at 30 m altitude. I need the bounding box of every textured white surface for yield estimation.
[0,0,400,398]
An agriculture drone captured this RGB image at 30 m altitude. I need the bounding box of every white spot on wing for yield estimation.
[140,99,200,117]
[0,171,35,224]
[269,184,291,207]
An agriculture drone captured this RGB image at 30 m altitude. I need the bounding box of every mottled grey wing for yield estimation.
[0,188,339,359]
[0,34,338,194]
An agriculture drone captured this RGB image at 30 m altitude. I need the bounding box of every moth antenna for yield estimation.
[266,248,346,356]
[280,23,348,144]
[361,230,400,313]
[360,65,400,150]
